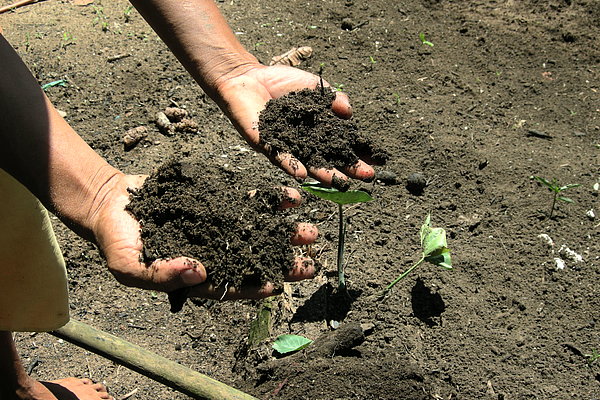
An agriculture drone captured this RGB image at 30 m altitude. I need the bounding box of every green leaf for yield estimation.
[557,196,574,203]
[272,334,313,354]
[301,182,373,205]
[420,215,449,257]
[420,214,452,268]
[425,248,452,269]
[560,184,581,191]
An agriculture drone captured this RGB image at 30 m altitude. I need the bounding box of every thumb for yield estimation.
[148,257,207,291]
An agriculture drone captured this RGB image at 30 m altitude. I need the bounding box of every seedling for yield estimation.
[24,33,30,52]
[333,83,345,92]
[419,32,434,47]
[123,5,134,23]
[93,5,110,32]
[301,181,373,291]
[531,176,580,218]
[585,349,600,365]
[272,334,313,354]
[382,214,452,297]
[61,32,75,49]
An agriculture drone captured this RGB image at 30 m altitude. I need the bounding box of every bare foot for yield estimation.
[18,377,113,400]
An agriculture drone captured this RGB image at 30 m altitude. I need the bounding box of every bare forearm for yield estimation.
[129,0,258,102]
[0,35,121,240]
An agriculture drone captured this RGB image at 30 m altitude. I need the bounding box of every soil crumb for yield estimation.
[126,160,297,289]
[258,88,389,185]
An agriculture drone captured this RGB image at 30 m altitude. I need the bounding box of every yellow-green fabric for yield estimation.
[0,169,69,331]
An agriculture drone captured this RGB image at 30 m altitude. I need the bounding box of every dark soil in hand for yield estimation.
[126,160,297,290]
[259,88,388,189]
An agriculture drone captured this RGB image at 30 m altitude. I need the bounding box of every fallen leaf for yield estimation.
[270,46,313,67]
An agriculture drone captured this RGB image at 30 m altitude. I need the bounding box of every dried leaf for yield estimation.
[270,46,313,67]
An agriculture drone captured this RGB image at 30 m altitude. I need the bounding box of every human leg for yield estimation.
[0,331,112,400]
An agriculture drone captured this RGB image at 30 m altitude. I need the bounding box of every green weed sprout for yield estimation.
[123,5,134,22]
[301,181,373,291]
[531,176,580,218]
[585,349,600,365]
[419,32,434,47]
[382,214,451,296]
[333,83,345,92]
[93,5,110,32]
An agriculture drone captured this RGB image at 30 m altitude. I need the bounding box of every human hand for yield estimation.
[89,173,317,298]
[213,64,376,187]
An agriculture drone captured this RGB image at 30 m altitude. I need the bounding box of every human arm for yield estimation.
[128,0,375,185]
[0,35,314,297]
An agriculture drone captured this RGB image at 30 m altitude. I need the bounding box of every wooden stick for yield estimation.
[51,319,257,400]
[0,0,44,14]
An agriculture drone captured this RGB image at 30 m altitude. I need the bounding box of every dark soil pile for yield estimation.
[259,88,389,188]
[126,160,296,290]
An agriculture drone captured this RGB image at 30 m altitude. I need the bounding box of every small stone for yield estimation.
[586,209,595,220]
[171,118,199,134]
[122,126,148,151]
[375,170,399,185]
[164,107,189,122]
[406,172,427,195]
[155,112,172,134]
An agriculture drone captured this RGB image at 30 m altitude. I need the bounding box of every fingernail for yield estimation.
[181,268,204,285]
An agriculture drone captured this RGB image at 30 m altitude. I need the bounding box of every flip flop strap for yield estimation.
[39,381,80,400]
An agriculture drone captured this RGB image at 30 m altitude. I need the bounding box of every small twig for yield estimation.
[219,282,229,301]
[0,0,44,14]
[120,388,139,400]
[272,378,288,396]
[107,53,131,63]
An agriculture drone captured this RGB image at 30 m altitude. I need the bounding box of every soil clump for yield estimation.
[126,160,297,290]
[259,88,388,189]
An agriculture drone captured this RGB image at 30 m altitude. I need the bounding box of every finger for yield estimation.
[279,187,303,209]
[125,174,148,189]
[308,167,350,191]
[331,90,353,119]
[91,383,107,392]
[291,222,318,245]
[247,187,303,210]
[188,257,316,300]
[286,257,316,281]
[343,160,375,182]
[271,152,307,181]
[115,257,207,292]
[151,257,207,288]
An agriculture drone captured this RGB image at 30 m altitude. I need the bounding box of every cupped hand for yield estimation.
[214,63,376,186]
[90,173,317,298]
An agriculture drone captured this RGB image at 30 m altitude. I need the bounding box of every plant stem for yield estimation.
[549,192,557,218]
[381,256,425,295]
[337,203,346,291]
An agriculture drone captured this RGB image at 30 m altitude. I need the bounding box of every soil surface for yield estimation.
[2,0,599,399]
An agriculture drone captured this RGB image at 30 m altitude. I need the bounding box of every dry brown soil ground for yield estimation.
[1,0,599,399]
